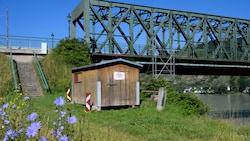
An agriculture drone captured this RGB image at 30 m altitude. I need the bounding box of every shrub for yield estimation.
[140,75,209,116]
[52,38,91,67]
[167,92,209,116]
[40,38,92,92]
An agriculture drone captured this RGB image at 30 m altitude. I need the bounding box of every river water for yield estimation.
[196,94,250,126]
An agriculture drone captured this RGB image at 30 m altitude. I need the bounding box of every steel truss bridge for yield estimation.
[71,0,250,76]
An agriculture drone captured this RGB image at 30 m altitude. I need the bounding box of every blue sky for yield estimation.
[0,0,249,39]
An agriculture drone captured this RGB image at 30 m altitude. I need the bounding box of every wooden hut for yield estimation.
[71,58,143,110]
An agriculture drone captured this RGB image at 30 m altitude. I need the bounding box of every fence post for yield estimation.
[157,87,167,111]
[97,81,101,111]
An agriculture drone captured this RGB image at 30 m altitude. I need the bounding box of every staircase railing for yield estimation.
[10,48,19,90]
[33,52,51,93]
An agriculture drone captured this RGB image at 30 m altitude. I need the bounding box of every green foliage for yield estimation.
[229,76,238,92]
[238,76,249,92]
[140,74,174,99]
[0,90,85,140]
[40,54,72,92]
[140,75,209,116]
[0,53,14,97]
[40,38,92,92]
[168,92,209,116]
[52,38,91,67]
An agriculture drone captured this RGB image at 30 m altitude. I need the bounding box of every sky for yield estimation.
[0,0,249,39]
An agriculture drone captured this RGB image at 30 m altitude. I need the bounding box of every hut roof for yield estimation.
[71,58,143,73]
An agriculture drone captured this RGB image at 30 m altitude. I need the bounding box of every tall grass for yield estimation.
[0,53,13,97]
[1,90,249,140]
[1,52,250,140]
[40,52,72,93]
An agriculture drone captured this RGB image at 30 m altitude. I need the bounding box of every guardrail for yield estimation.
[0,34,60,49]
[9,48,19,90]
[33,51,51,93]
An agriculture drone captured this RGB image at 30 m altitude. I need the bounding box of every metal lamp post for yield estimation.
[51,33,54,48]
[67,13,71,38]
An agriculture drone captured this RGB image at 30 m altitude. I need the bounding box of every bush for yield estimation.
[52,38,91,67]
[40,38,92,92]
[140,74,174,99]
[140,75,209,116]
[167,92,209,116]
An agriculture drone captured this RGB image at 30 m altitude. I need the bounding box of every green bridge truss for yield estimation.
[70,0,250,62]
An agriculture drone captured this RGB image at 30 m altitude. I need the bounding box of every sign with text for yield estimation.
[114,71,125,80]
[41,42,47,54]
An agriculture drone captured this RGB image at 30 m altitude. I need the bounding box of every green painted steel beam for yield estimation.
[70,0,250,62]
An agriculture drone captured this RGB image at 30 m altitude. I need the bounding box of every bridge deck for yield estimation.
[91,53,250,76]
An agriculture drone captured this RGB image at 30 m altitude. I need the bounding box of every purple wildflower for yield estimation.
[2,103,9,109]
[6,129,16,140]
[60,135,68,141]
[3,135,8,141]
[27,112,38,121]
[11,104,16,109]
[26,122,41,138]
[4,120,10,125]
[16,129,23,135]
[67,115,77,124]
[60,110,67,117]
[24,96,30,101]
[54,97,65,107]
[59,126,64,131]
[0,111,6,116]
[53,129,62,138]
[39,136,47,141]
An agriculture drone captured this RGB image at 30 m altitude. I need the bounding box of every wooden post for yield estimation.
[157,87,167,111]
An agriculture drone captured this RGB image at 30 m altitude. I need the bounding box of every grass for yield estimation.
[0,53,13,96]
[26,92,250,141]
[1,52,250,140]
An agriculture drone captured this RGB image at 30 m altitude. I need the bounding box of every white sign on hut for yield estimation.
[71,58,143,110]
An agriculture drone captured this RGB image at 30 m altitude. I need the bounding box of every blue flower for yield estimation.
[60,110,66,117]
[6,129,16,139]
[60,135,68,141]
[3,129,18,141]
[26,122,41,138]
[27,112,38,121]
[16,129,23,135]
[54,97,65,107]
[39,136,47,141]
[53,129,62,138]
[24,96,30,101]
[2,103,9,109]
[11,104,16,109]
[67,115,77,124]
[0,111,6,116]
[4,120,10,125]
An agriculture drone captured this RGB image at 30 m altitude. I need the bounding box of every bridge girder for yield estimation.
[71,0,250,62]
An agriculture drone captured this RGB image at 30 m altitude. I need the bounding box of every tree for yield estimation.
[238,76,248,92]
[52,38,92,67]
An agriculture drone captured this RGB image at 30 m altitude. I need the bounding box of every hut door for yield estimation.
[108,71,129,105]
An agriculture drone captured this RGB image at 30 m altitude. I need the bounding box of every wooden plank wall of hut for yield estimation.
[97,64,139,107]
[82,69,97,105]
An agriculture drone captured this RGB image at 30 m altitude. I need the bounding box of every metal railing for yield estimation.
[33,52,51,93]
[0,34,60,49]
[9,48,19,89]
